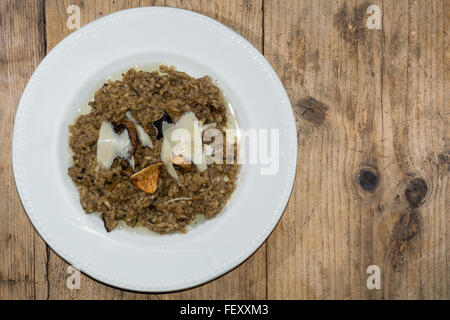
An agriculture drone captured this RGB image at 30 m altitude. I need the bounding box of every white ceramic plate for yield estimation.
[13,7,297,292]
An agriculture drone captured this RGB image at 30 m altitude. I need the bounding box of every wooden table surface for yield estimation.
[1,0,448,300]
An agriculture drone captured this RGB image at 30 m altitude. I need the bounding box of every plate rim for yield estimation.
[12,6,298,292]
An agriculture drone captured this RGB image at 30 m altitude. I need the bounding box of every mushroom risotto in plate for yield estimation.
[68,66,240,233]
[13,7,296,292]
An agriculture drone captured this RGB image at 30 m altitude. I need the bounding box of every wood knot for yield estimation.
[293,96,327,126]
[405,178,428,208]
[358,169,378,192]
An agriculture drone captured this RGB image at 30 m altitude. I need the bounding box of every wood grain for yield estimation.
[265,0,448,299]
[0,0,448,299]
[0,0,48,300]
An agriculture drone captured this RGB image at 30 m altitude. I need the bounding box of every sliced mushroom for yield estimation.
[130,162,163,193]
[152,110,172,140]
[97,121,135,170]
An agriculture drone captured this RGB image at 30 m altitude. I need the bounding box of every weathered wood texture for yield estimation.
[0,0,48,300]
[265,0,448,299]
[0,0,448,299]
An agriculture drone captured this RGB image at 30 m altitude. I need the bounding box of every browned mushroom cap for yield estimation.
[130,162,163,193]
[113,119,138,157]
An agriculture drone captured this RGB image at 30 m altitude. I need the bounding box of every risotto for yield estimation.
[68,66,239,233]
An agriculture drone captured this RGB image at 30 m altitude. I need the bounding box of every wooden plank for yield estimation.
[0,0,48,299]
[43,0,265,299]
[381,0,448,299]
[3,0,447,300]
[265,0,448,299]
[445,0,450,301]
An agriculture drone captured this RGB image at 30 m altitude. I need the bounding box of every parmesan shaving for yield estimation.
[97,121,133,170]
[161,111,208,184]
